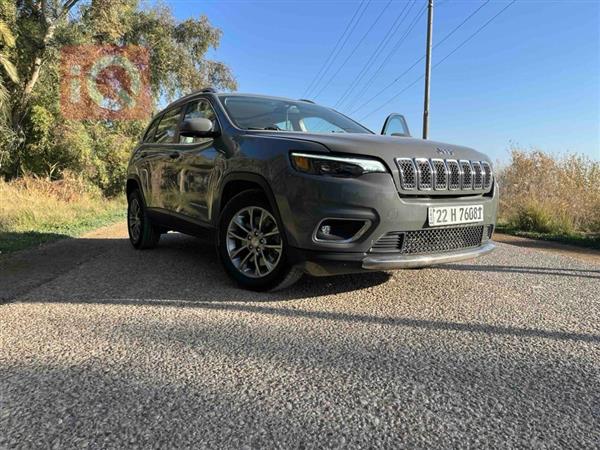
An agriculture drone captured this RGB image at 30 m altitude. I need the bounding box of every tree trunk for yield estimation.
[11,22,57,127]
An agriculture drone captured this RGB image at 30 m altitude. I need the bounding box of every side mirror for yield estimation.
[381,113,410,137]
[179,118,219,138]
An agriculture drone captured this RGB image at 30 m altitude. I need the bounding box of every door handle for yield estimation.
[169,152,180,159]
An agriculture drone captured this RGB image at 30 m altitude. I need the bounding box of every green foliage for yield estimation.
[510,202,574,235]
[0,173,125,253]
[1,0,237,197]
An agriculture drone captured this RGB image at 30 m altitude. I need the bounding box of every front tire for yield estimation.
[127,189,161,249]
[217,190,302,291]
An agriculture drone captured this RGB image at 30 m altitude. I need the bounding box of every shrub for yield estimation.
[498,149,600,234]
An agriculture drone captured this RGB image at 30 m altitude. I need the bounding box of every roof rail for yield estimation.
[298,98,315,103]
[201,87,217,93]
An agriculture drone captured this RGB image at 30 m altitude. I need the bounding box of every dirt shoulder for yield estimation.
[494,232,600,265]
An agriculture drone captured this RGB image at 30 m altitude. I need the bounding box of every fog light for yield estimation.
[314,219,371,243]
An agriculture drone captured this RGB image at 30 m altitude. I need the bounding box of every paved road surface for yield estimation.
[1,223,599,448]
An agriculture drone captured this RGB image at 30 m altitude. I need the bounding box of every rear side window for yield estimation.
[143,116,161,143]
[180,100,218,144]
[154,107,182,144]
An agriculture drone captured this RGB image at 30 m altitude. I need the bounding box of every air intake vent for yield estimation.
[371,226,485,254]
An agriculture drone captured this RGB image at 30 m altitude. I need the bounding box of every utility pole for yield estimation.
[422,0,434,139]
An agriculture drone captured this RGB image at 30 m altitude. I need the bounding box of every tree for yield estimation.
[2,0,236,183]
[0,18,18,118]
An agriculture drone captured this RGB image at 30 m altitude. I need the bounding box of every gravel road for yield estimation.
[1,222,599,449]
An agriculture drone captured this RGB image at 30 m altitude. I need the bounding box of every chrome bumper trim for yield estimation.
[362,242,496,270]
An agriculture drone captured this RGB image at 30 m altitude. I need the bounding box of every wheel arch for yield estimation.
[214,172,280,225]
[126,176,145,204]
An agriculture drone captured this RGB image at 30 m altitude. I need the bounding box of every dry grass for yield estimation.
[498,149,600,236]
[0,172,124,252]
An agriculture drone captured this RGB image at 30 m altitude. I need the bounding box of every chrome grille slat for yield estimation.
[481,161,492,189]
[397,158,416,190]
[472,161,483,189]
[415,158,433,190]
[395,158,493,193]
[371,226,485,254]
[446,159,460,190]
[460,160,473,190]
[431,159,448,190]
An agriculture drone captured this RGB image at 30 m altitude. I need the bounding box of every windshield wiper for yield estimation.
[246,126,282,131]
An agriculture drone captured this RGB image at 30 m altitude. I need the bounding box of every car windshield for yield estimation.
[218,95,372,134]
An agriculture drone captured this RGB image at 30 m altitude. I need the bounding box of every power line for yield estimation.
[359,0,516,121]
[311,0,393,100]
[303,1,368,99]
[343,1,428,112]
[333,1,415,109]
[350,0,491,116]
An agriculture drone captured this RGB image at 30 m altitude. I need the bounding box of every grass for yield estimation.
[0,174,125,254]
[495,224,600,250]
[498,149,600,249]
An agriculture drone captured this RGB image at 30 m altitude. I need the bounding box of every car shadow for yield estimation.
[2,232,599,344]
[1,232,391,303]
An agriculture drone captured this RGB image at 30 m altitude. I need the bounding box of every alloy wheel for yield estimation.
[226,206,283,278]
[128,197,142,242]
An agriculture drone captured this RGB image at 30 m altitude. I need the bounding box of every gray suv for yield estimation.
[126,89,497,290]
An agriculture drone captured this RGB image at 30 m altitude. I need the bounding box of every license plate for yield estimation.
[428,204,484,227]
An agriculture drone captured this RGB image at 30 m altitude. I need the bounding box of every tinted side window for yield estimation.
[154,107,182,144]
[382,115,409,136]
[180,100,218,144]
[143,116,161,143]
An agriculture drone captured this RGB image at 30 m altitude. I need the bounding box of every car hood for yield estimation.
[256,131,489,162]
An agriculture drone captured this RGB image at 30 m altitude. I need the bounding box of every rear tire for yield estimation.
[127,189,161,249]
[217,190,302,291]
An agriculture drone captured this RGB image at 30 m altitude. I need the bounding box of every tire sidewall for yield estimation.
[127,190,152,248]
[217,190,292,291]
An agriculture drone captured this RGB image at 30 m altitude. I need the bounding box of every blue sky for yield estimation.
[167,0,599,162]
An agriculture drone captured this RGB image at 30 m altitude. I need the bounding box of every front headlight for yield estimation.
[290,152,388,177]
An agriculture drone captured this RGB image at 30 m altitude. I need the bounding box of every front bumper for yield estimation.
[289,241,496,277]
[362,242,496,270]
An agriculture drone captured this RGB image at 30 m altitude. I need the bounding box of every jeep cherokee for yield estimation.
[126,89,497,291]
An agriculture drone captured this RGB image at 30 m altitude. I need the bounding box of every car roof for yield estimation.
[163,90,316,112]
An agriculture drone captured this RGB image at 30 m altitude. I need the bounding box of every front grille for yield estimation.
[371,225,485,254]
[396,157,492,193]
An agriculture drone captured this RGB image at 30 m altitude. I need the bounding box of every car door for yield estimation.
[381,113,411,137]
[143,106,183,211]
[175,98,225,223]
[135,114,161,206]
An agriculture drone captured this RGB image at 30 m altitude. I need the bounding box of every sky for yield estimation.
[166,0,600,162]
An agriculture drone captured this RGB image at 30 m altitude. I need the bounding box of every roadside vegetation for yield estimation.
[0,173,124,253]
[0,0,236,253]
[497,149,600,249]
